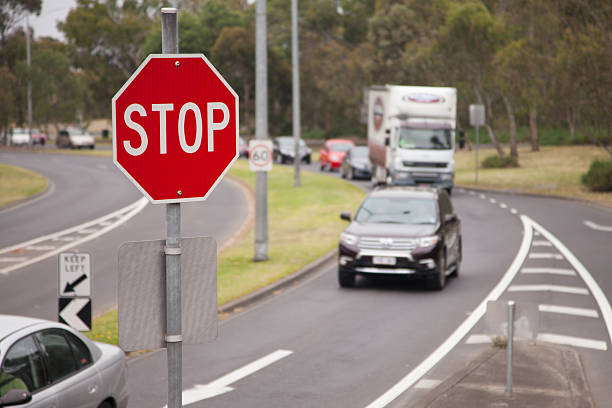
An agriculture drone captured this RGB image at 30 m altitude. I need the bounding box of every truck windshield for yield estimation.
[398,128,452,150]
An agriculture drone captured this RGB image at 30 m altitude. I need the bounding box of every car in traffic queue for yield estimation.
[0,315,128,408]
[239,137,249,158]
[9,129,30,146]
[338,186,461,290]
[56,128,95,149]
[340,145,371,180]
[319,139,354,171]
[30,129,46,146]
[272,136,312,164]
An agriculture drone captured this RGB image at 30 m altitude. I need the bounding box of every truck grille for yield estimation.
[358,237,418,250]
[403,161,447,168]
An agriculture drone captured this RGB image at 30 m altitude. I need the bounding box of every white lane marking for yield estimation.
[469,191,475,195]
[0,197,148,275]
[24,245,55,251]
[499,203,508,209]
[489,198,497,204]
[508,284,589,295]
[539,304,599,318]
[479,193,486,199]
[532,240,552,247]
[77,228,98,234]
[414,379,441,389]
[364,216,533,408]
[534,231,540,236]
[99,221,114,226]
[521,267,575,276]
[527,217,612,347]
[465,334,491,345]
[172,350,293,407]
[510,208,518,215]
[528,252,563,260]
[0,257,28,263]
[584,220,612,232]
[537,333,607,351]
[53,236,77,242]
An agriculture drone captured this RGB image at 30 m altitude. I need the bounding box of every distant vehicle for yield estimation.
[340,145,371,180]
[30,129,46,145]
[272,136,311,164]
[367,85,457,193]
[319,139,354,171]
[10,128,30,146]
[338,186,461,290]
[56,128,95,149]
[0,314,128,408]
[239,137,249,158]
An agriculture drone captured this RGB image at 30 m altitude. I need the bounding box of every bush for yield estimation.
[582,160,612,191]
[481,154,519,168]
[302,127,325,139]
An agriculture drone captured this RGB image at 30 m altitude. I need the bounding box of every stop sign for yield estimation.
[112,54,239,203]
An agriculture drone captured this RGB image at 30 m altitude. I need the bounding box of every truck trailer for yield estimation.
[367,85,457,192]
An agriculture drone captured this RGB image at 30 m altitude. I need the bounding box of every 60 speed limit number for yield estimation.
[249,140,273,172]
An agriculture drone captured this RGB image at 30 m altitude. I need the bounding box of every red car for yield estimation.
[319,139,355,171]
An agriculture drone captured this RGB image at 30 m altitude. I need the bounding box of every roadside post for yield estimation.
[506,300,516,396]
[469,104,485,184]
[292,0,301,187]
[112,8,239,408]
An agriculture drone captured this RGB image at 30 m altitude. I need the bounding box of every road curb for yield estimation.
[219,248,338,315]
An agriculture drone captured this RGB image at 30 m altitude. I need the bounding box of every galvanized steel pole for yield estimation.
[26,15,32,145]
[506,300,515,396]
[161,8,182,408]
[254,0,269,261]
[292,0,301,187]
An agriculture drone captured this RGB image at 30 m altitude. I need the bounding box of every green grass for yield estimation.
[462,126,589,146]
[85,159,365,346]
[0,163,47,208]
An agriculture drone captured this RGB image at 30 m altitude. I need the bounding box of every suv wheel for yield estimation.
[338,269,355,288]
[428,252,446,291]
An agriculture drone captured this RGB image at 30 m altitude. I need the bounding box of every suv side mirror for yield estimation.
[0,389,32,407]
[444,213,457,224]
[384,137,390,146]
[340,212,351,222]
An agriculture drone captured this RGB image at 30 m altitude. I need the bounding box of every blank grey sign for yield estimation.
[118,237,218,351]
[469,104,485,127]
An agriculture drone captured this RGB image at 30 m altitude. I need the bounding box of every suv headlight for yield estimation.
[419,236,439,247]
[340,232,359,245]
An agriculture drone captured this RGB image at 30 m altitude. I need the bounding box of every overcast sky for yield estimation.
[28,0,76,40]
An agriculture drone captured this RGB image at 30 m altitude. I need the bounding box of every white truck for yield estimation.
[367,85,457,192]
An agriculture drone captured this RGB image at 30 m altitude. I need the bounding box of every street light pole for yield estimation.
[292,0,301,187]
[26,15,32,145]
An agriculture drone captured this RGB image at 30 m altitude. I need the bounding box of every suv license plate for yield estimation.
[373,256,396,265]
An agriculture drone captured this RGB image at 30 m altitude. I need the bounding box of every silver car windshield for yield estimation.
[355,197,437,224]
[398,128,452,150]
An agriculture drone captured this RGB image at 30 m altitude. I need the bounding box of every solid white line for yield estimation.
[532,240,552,247]
[0,197,148,275]
[528,253,563,260]
[53,236,77,242]
[413,379,441,389]
[0,257,28,263]
[527,217,612,348]
[364,216,533,408]
[207,349,293,388]
[521,267,575,276]
[584,220,612,232]
[537,333,607,351]
[24,245,55,251]
[465,334,491,345]
[508,284,589,295]
[77,228,98,234]
[539,304,599,318]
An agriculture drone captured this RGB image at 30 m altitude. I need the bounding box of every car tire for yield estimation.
[320,162,325,171]
[305,155,311,164]
[98,401,113,408]
[341,167,346,178]
[338,269,355,288]
[450,238,462,278]
[428,252,446,291]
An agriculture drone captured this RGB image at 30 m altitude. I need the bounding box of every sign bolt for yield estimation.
[175,61,180,67]
[177,190,182,196]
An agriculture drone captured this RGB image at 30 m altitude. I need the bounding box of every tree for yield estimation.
[0,0,40,46]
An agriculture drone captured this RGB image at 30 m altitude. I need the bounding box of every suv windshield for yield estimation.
[398,128,452,150]
[355,197,437,224]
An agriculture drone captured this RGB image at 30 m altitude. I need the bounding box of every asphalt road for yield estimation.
[0,150,248,318]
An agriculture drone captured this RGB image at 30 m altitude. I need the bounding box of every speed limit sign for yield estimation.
[249,139,273,172]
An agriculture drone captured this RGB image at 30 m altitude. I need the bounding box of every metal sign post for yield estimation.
[161,8,182,408]
[292,0,301,187]
[469,104,485,184]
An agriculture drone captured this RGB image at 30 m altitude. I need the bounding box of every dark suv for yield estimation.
[338,186,461,290]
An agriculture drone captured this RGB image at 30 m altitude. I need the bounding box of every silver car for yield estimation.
[0,315,127,408]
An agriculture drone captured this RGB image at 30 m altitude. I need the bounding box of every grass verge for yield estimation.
[86,159,365,345]
[0,163,47,208]
[455,145,612,206]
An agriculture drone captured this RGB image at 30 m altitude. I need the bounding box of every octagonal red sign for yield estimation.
[112,54,239,203]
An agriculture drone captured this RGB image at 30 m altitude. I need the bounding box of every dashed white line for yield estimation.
[538,304,599,318]
[469,191,475,196]
[510,208,518,215]
[584,220,612,232]
[465,334,491,345]
[499,203,508,209]
[414,379,442,389]
[479,193,486,199]
[528,253,563,260]
[489,198,497,204]
[532,240,552,247]
[521,267,575,276]
[508,284,589,295]
[537,333,607,351]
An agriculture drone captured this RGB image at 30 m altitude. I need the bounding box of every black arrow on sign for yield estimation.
[64,274,88,293]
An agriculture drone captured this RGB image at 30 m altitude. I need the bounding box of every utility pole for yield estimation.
[26,15,32,145]
[254,0,269,261]
[292,0,301,187]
